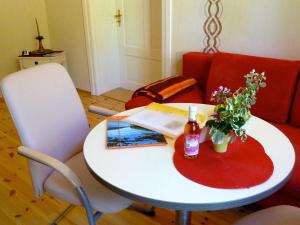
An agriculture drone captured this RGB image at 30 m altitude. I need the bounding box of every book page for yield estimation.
[126,103,207,138]
[126,110,186,138]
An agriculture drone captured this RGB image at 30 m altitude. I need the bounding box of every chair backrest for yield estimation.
[1,63,89,197]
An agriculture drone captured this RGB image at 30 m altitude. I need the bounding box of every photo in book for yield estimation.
[106,116,167,148]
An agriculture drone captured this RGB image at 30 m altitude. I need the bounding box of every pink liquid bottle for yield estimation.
[184,105,201,159]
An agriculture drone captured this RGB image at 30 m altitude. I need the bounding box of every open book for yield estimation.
[106,116,167,149]
[125,103,207,139]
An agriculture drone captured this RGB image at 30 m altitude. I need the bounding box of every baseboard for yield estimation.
[76,88,91,94]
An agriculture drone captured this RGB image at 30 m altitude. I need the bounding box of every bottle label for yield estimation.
[184,134,200,156]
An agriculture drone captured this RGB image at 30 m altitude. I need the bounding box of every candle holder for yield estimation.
[30,18,53,55]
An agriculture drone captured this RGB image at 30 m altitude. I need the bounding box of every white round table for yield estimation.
[83,103,295,225]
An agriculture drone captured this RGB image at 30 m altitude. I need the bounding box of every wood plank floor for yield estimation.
[0,88,258,225]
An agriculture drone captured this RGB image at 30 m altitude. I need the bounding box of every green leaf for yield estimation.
[205,120,214,127]
[241,133,247,142]
[209,126,216,135]
[231,123,239,129]
[235,129,242,136]
[228,135,236,143]
[260,82,266,88]
[251,83,257,90]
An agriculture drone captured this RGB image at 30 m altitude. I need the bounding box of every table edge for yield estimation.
[84,156,293,211]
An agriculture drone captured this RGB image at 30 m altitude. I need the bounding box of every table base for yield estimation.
[176,210,191,225]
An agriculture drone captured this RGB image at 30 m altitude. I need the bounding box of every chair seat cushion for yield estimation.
[125,85,204,110]
[44,152,132,213]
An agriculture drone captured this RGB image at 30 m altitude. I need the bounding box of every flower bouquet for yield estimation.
[205,70,267,152]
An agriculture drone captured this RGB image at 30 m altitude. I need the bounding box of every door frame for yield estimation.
[161,0,172,78]
[82,0,172,95]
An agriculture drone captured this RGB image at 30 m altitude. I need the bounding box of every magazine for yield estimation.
[106,116,167,149]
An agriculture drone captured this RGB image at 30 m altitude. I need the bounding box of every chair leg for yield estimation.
[76,186,102,225]
[50,204,75,225]
[93,211,102,221]
[128,205,156,216]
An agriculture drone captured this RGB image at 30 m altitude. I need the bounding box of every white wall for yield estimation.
[220,0,300,60]
[171,0,300,74]
[45,0,90,91]
[0,0,51,80]
[171,0,206,74]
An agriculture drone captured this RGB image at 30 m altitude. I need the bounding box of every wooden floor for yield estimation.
[0,88,258,225]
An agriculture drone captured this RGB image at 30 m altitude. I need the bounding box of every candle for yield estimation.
[35,18,40,36]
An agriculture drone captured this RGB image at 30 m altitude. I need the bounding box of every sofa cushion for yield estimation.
[205,52,300,123]
[258,191,300,208]
[258,123,300,208]
[125,96,153,110]
[271,123,300,199]
[125,85,204,110]
[165,85,204,104]
[290,78,300,126]
[183,52,214,91]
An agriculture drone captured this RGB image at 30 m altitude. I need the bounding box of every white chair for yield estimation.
[232,205,300,225]
[0,63,133,225]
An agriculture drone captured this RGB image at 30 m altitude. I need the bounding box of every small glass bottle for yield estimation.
[184,105,201,159]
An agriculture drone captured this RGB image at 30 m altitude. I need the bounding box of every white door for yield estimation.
[83,0,164,95]
[83,0,121,95]
[115,0,162,90]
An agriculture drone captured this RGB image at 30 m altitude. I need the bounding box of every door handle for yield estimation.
[114,9,122,27]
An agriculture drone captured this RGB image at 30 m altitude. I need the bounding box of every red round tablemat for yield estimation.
[173,135,274,189]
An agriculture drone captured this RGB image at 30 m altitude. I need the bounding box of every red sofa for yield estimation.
[125,52,300,208]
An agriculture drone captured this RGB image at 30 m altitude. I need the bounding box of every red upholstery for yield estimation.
[125,96,153,110]
[206,52,300,123]
[258,192,300,208]
[290,79,300,126]
[259,123,300,207]
[125,85,204,110]
[273,124,300,197]
[165,86,204,104]
[182,52,213,91]
[126,51,300,208]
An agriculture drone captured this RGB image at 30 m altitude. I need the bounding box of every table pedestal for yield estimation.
[176,210,191,225]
